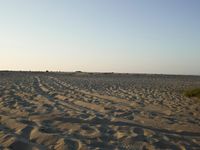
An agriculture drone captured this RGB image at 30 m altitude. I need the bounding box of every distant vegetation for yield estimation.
[184,88,200,99]
[75,71,82,73]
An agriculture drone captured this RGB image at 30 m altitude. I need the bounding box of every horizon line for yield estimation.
[0,69,200,77]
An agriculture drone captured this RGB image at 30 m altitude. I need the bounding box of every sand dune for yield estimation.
[0,72,200,149]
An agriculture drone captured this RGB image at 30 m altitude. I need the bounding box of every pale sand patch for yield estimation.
[74,100,106,113]
[80,90,138,107]
[30,127,59,146]
[55,94,67,100]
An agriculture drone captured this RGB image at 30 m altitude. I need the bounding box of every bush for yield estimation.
[184,88,200,99]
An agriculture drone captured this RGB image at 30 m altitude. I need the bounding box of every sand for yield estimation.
[0,71,200,150]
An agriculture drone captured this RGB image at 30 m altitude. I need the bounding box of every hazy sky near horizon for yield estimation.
[0,0,200,75]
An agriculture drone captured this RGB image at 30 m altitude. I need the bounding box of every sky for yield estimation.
[0,0,200,75]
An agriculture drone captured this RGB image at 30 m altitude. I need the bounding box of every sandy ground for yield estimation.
[0,71,200,150]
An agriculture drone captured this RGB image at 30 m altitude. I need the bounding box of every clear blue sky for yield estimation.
[0,0,200,75]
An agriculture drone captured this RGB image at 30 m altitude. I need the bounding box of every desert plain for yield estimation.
[0,71,200,150]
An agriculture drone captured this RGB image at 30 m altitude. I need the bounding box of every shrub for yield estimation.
[184,88,200,99]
